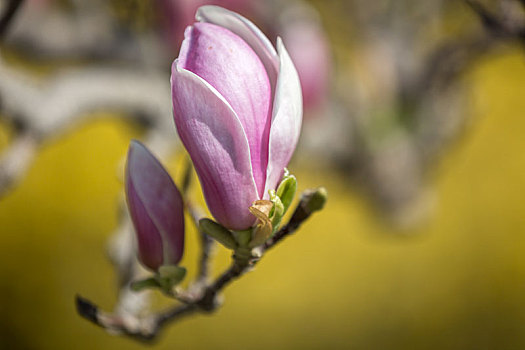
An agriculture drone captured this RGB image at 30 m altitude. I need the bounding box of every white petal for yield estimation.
[264,38,303,197]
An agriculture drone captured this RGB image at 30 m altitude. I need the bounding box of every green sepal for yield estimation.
[157,265,187,292]
[158,265,187,283]
[234,229,252,248]
[130,265,186,294]
[268,190,284,234]
[233,246,253,263]
[130,277,160,292]
[276,170,297,214]
[199,218,238,250]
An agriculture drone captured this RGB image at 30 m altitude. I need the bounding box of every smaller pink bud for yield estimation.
[125,140,185,271]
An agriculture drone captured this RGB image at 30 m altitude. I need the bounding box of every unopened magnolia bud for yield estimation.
[125,141,185,271]
[304,187,328,214]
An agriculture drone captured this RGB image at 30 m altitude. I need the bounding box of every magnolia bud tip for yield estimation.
[304,187,327,213]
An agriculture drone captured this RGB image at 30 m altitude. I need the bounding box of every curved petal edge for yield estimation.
[264,38,303,197]
[196,5,279,89]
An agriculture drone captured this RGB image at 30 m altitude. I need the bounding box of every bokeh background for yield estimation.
[1,0,525,349]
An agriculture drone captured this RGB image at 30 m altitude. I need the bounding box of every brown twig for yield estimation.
[196,230,215,284]
[264,192,314,251]
[76,189,321,341]
[185,197,215,285]
[465,0,525,44]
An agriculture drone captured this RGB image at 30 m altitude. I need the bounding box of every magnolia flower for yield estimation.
[171,6,302,231]
[125,141,185,271]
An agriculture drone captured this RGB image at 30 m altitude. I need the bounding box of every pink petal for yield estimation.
[126,178,164,271]
[196,5,279,88]
[126,141,185,269]
[264,38,303,196]
[178,22,272,197]
[171,62,259,230]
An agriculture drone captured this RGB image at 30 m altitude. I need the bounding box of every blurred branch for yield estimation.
[0,129,37,197]
[0,61,172,138]
[0,0,24,40]
[187,199,216,288]
[1,0,164,64]
[195,229,215,285]
[183,164,216,287]
[465,0,525,44]
[329,0,525,225]
[405,0,525,115]
[467,0,508,34]
[76,190,322,342]
[0,0,175,200]
[0,58,176,198]
[410,33,493,103]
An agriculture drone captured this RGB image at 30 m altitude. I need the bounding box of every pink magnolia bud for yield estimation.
[125,141,185,271]
[171,6,302,230]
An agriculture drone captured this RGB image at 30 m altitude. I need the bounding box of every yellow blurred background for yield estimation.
[1,0,525,349]
[1,49,524,349]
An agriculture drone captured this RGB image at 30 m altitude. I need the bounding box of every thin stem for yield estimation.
[264,192,313,251]
[196,260,249,312]
[186,199,215,285]
[76,189,320,341]
[196,230,214,284]
[154,304,197,333]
